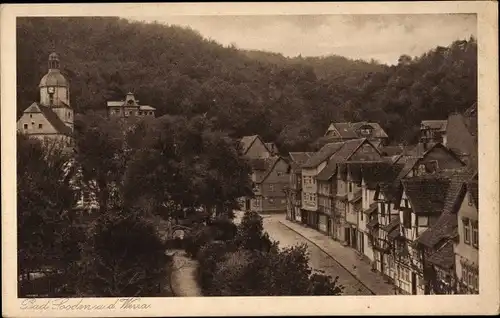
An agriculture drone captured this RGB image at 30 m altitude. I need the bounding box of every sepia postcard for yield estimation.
[1,2,499,317]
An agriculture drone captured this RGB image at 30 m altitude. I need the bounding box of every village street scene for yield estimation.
[15,15,478,298]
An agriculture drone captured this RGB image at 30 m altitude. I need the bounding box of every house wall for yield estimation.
[454,191,479,292]
[301,161,327,211]
[18,112,59,135]
[245,138,271,158]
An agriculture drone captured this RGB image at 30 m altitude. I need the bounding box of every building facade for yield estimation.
[107,92,156,118]
[17,52,73,148]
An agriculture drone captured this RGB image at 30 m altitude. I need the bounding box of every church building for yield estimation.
[17,52,73,147]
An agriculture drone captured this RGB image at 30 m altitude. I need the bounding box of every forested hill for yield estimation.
[17,17,477,151]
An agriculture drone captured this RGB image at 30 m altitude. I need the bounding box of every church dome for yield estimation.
[39,52,68,88]
[39,70,68,87]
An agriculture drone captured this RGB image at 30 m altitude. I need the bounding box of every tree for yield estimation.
[78,207,167,297]
[73,112,128,213]
[17,134,83,296]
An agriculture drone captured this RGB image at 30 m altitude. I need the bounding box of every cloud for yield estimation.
[127,14,476,65]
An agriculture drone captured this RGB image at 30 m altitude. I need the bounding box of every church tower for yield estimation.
[38,52,73,131]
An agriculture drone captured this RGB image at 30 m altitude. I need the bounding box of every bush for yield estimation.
[234,211,275,252]
[184,225,215,258]
[211,216,238,241]
[196,240,234,292]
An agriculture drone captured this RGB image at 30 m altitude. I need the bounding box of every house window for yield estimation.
[38,124,43,129]
[68,112,71,118]
[348,182,352,193]
[361,212,364,221]
[30,114,32,118]
[403,210,412,228]
[472,220,478,248]
[468,192,474,206]
[269,198,274,204]
[23,123,28,129]
[149,111,153,115]
[380,203,386,217]
[269,184,275,192]
[463,218,471,244]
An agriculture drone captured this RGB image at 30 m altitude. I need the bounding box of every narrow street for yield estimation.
[234,211,374,295]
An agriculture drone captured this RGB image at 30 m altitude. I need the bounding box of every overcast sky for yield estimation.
[128,14,476,65]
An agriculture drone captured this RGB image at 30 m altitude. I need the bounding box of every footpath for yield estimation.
[168,250,203,297]
[278,216,396,295]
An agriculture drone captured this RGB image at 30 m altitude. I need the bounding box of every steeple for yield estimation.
[48,52,60,71]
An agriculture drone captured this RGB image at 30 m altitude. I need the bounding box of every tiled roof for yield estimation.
[315,161,338,181]
[382,216,400,232]
[426,240,455,269]
[35,104,72,136]
[363,202,378,215]
[366,218,379,230]
[395,156,421,181]
[402,175,451,215]
[421,120,448,132]
[302,142,345,168]
[328,139,367,164]
[240,135,259,154]
[351,122,389,138]
[379,145,405,156]
[289,152,314,170]
[330,122,359,139]
[446,113,477,158]
[415,213,457,248]
[361,161,402,189]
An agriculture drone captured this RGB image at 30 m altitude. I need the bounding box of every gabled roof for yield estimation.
[401,175,451,215]
[315,161,338,181]
[328,138,370,163]
[256,156,289,184]
[23,102,42,113]
[240,135,269,155]
[421,120,448,132]
[23,103,72,136]
[302,141,344,168]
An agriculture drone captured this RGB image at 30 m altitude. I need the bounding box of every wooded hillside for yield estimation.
[17,17,477,151]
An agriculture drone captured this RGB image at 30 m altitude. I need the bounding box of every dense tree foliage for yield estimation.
[77,208,168,297]
[17,135,84,296]
[190,211,344,296]
[17,17,477,151]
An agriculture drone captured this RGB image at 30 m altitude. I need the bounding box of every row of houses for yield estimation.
[240,104,478,295]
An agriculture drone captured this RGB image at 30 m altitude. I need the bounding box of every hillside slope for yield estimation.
[17,17,477,151]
